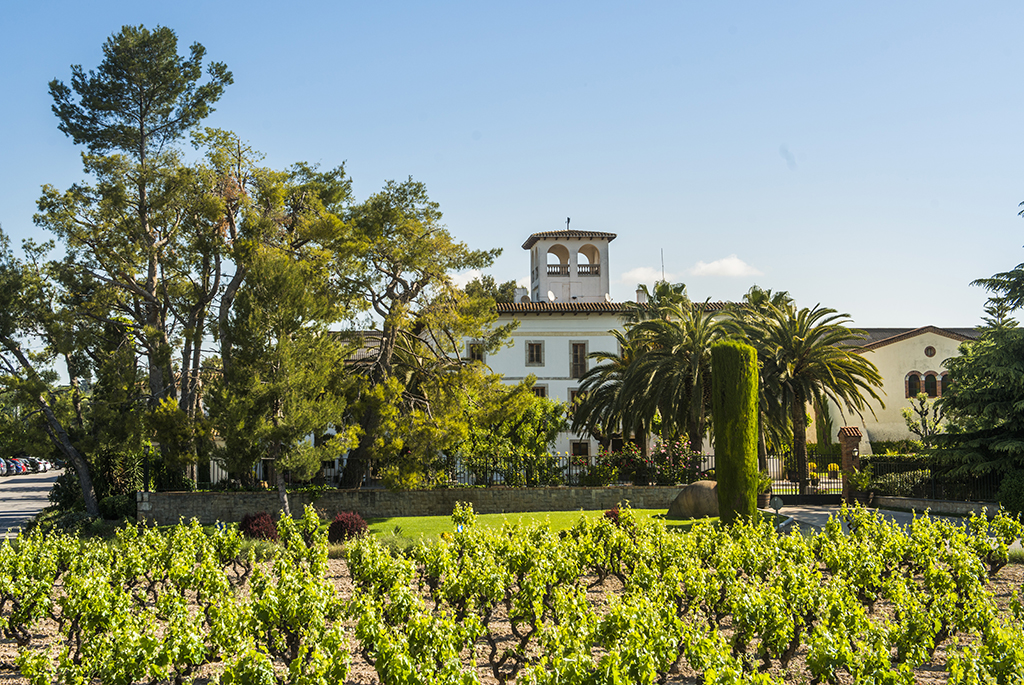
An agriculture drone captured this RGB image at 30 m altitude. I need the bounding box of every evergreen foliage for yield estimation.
[711,341,759,523]
[622,302,728,451]
[935,309,1024,474]
[97,494,136,520]
[737,302,883,494]
[11,26,518,500]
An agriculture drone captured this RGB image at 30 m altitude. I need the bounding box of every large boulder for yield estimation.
[667,480,719,519]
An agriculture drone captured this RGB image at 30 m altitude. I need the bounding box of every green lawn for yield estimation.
[365,509,719,542]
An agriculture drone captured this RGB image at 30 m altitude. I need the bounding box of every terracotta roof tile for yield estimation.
[838,426,862,438]
[855,326,977,351]
[522,230,618,249]
[495,301,731,314]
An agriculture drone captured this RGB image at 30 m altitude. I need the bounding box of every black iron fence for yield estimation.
[437,444,716,488]
[318,445,1002,504]
[764,447,843,496]
[862,456,1000,502]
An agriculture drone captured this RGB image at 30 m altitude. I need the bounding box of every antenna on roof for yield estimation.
[566,217,570,230]
[547,290,556,302]
[661,249,665,281]
[604,293,612,303]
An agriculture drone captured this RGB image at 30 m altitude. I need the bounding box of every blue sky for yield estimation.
[2,1,1022,326]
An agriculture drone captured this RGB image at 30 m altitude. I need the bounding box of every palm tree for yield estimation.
[570,329,640,445]
[746,303,883,494]
[621,301,730,451]
[623,281,690,323]
[728,286,795,470]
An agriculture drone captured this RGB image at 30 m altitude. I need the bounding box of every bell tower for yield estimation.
[523,226,616,303]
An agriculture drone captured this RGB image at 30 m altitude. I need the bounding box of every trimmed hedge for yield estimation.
[711,340,759,524]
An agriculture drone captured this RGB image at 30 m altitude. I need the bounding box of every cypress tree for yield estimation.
[712,340,759,523]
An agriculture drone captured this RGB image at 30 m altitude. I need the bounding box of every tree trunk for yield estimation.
[37,396,100,517]
[637,428,649,484]
[757,411,769,472]
[792,389,809,495]
[687,425,703,453]
[1,338,99,516]
[276,469,291,517]
[218,266,246,376]
[339,322,401,488]
[339,413,377,488]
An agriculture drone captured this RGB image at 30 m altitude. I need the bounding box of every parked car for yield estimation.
[7,458,24,475]
[0,459,11,476]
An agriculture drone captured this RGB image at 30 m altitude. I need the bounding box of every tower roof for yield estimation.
[522,230,618,249]
[494,300,730,314]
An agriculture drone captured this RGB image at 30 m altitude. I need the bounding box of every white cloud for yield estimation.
[516,276,530,289]
[450,269,482,288]
[617,266,678,286]
[688,255,762,278]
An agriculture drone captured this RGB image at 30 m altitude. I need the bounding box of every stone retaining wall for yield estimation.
[136,486,683,526]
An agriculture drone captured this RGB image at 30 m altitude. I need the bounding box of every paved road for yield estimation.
[777,503,1024,546]
[779,504,940,532]
[0,469,61,538]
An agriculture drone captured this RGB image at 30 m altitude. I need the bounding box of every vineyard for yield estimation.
[1,504,1023,684]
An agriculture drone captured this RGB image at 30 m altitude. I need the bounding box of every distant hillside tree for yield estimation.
[465,275,518,304]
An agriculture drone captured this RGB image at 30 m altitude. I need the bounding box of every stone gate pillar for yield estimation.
[838,427,862,505]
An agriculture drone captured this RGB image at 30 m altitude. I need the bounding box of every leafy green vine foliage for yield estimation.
[343,503,1024,684]
[4,503,1024,683]
[7,506,348,685]
[712,340,759,523]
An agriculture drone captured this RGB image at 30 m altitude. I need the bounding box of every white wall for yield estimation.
[818,330,968,448]
[486,313,973,456]
[485,311,623,454]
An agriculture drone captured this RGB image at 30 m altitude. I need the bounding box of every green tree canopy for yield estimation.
[571,329,640,444]
[936,303,1024,473]
[39,26,234,483]
[49,25,231,156]
[464,274,518,304]
[0,229,100,514]
[741,302,883,494]
[623,280,690,322]
[335,179,515,487]
[621,302,729,451]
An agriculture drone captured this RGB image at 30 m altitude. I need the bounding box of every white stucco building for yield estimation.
[825,326,975,450]
[476,228,978,456]
[478,229,626,456]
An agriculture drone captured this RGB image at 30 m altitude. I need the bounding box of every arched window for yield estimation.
[546,244,570,276]
[577,243,601,276]
[906,372,921,397]
[940,373,951,397]
[924,373,938,398]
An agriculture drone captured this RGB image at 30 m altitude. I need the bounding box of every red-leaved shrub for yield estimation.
[240,511,279,541]
[328,511,367,543]
[604,506,621,526]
